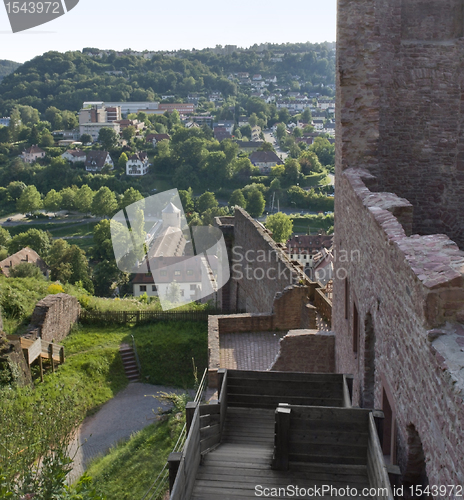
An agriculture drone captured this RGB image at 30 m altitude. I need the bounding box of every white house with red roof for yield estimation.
[21,145,46,164]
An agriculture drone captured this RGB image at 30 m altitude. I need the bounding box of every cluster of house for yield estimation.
[78,101,195,142]
[61,148,150,176]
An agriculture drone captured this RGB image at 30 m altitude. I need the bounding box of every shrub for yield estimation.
[48,283,65,294]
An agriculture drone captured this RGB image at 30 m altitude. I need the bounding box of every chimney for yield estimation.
[25,254,28,262]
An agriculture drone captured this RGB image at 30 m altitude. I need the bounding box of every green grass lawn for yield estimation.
[291,214,334,234]
[85,403,185,500]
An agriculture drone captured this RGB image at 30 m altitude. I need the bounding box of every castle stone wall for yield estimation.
[338,0,464,248]
[333,168,464,486]
[28,293,80,343]
[271,330,335,373]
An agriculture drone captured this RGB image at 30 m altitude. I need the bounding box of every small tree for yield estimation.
[80,133,93,144]
[91,187,118,218]
[246,189,265,218]
[229,189,247,209]
[98,127,118,150]
[9,262,44,279]
[265,212,293,243]
[17,185,42,214]
[197,192,218,214]
[43,189,62,215]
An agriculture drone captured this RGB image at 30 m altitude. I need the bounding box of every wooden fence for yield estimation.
[79,309,220,325]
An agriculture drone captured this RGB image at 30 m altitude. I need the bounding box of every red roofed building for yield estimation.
[21,145,46,164]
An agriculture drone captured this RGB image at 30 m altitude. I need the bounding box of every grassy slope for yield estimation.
[86,409,184,499]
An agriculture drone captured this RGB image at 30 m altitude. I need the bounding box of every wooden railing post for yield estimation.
[373,410,384,449]
[186,402,198,434]
[272,404,291,471]
[217,368,226,396]
[167,452,182,493]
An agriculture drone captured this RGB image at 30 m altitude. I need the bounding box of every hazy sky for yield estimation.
[0,0,337,63]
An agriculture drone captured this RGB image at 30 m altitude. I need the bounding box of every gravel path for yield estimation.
[67,382,192,484]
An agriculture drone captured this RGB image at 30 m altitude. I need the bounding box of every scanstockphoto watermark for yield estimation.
[254,485,391,498]
[3,0,79,33]
[231,245,361,282]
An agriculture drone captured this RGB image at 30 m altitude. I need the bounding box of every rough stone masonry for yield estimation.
[335,0,464,490]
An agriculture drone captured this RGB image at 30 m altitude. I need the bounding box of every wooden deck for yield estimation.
[191,407,373,500]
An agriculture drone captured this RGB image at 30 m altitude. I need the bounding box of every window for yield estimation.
[160,270,167,277]
[186,269,194,276]
[174,270,181,276]
[152,285,157,292]
[180,290,184,296]
[140,285,147,292]
[190,284,197,291]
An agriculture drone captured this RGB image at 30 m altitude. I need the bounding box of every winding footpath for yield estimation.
[67,382,189,484]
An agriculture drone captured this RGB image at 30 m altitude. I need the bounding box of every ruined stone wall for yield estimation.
[333,168,464,486]
[271,330,335,373]
[28,293,80,343]
[338,0,464,248]
[226,208,305,313]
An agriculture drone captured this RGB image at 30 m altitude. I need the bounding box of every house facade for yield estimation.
[84,151,113,172]
[126,152,149,176]
[248,150,283,174]
[61,149,86,163]
[21,145,46,163]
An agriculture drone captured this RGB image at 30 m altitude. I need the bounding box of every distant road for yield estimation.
[263,130,288,161]
[0,214,101,227]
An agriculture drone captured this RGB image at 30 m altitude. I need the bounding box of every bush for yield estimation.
[48,283,65,294]
[9,262,44,279]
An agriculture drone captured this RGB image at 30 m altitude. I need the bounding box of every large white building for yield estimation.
[126,152,150,176]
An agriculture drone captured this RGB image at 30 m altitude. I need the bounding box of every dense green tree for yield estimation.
[179,188,194,213]
[93,219,114,261]
[248,113,258,127]
[120,187,144,210]
[265,212,293,243]
[17,185,42,214]
[8,107,21,142]
[44,106,63,130]
[91,187,118,217]
[75,185,94,214]
[269,178,281,192]
[118,152,128,170]
[299,151,323,174]
[92,259,126,297]
[122,126,136,142]
[229,189,247,209]
[7,181,26,201]
[17,105,40,126]
[39,131,54,147]
[9,262,44,279]
[43,189,62,214]
[8,228,52,257]
[309,137,335,168]
[301,108,312,123]
[0,125,10,143]
[0,227,11,247]
[275,123,287,141]
[48,239,93,292]
[98,127,118,149]
[197,191,218,214]
[246,189,265,217]
[59,186,77,211]
[284,158,301,183]
[80,133,93,144]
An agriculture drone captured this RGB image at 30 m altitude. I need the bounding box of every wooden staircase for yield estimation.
[119,343,139,382]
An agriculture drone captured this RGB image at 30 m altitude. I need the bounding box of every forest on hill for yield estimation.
[0,42,335,114]
[0,59,21,82]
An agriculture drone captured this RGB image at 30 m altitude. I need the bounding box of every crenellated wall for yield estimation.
[333,167,464,487]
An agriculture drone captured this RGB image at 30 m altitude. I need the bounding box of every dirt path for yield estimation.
[67,382,191,484]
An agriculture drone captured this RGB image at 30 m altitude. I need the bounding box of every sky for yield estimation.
[0,0,337,63]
